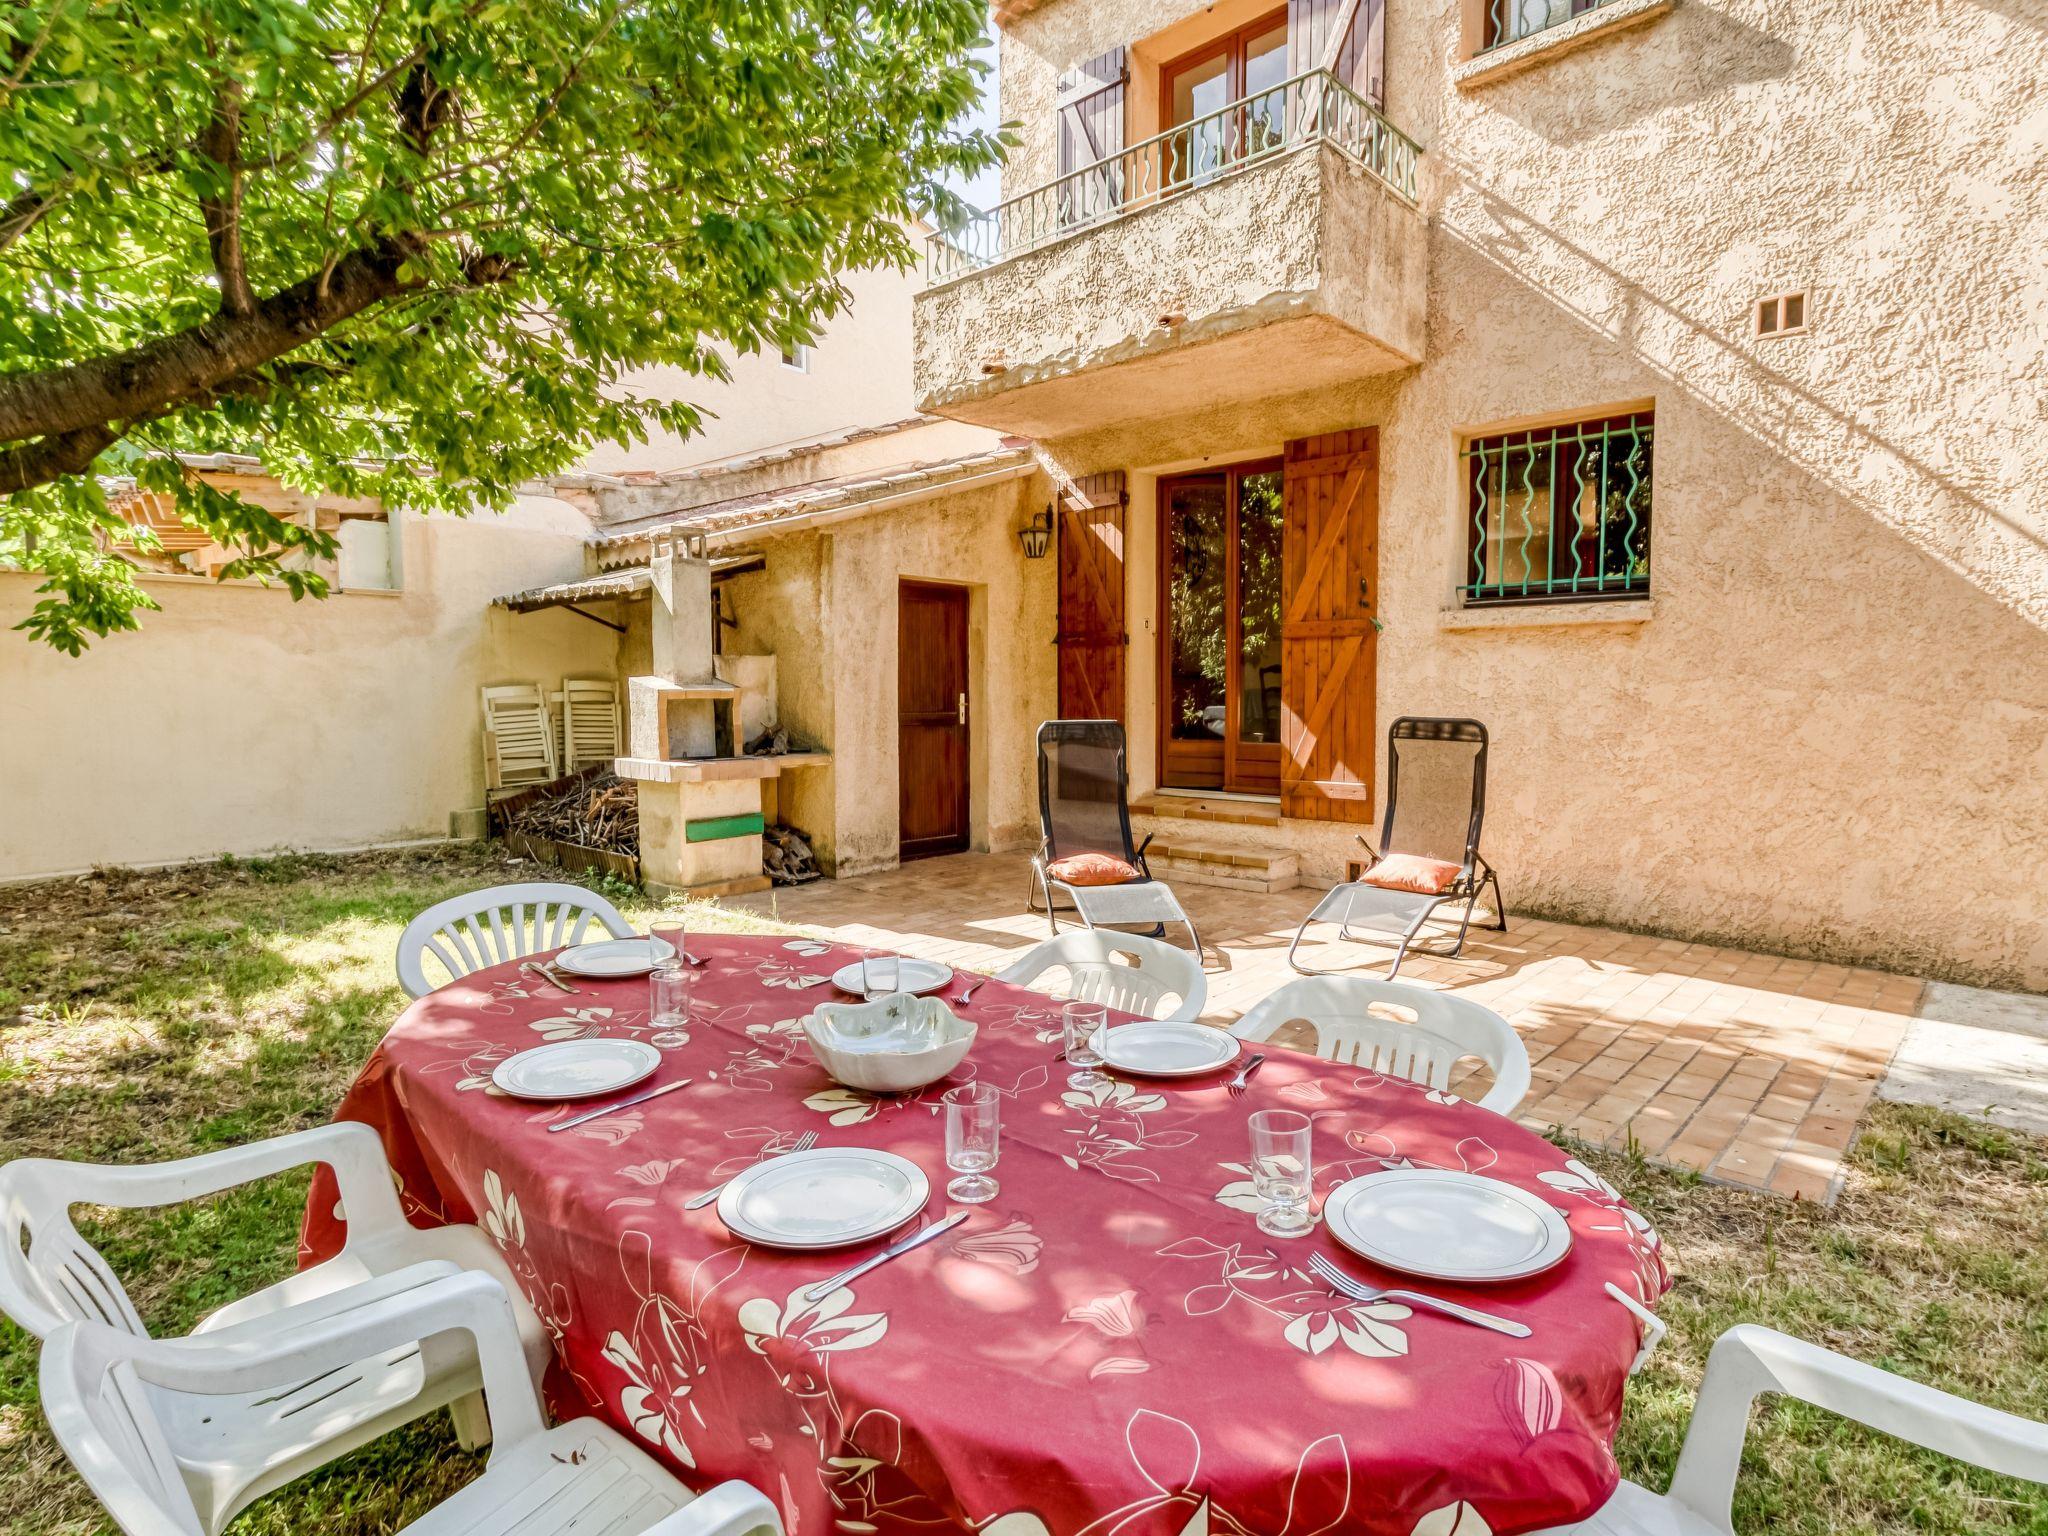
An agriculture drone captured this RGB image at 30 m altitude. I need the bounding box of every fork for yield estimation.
[1226,1053,1266,1097]
[1308,1252,1531,1338]
[955,974,989,1005]
[684,1131,818,1209]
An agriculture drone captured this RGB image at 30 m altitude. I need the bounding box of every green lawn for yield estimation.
[1,846,2043,1535]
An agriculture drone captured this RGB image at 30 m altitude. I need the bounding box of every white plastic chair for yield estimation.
[1530,1323,2048,1535]
[1229,976,1531,1116]
[41,1270,784,1536]
[396,881,634,998]
[0,1124,549,1532]
[483,683,559,791]
[562,677,623,771]
[998,930,1208,1023]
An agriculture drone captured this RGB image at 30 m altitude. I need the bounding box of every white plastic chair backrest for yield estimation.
[1229,977,1530,1115]
[396,882,633,998]
[997,931,1207,1022]
[562,677,621,771]
[1666,1324,2048,1534]
[0,1159,150,1341]
[41,1324,202,1536]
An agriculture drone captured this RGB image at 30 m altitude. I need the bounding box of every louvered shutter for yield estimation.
[1056,47,1128,227]
[1057,471,1127,725]
[1279,430,1379,822]
[1288,0,1385,107]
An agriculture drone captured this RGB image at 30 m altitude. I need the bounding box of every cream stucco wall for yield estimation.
[974,0,2048,990]
[579,258,923,476]
[708,475,1058,878]
[0,494,616,881]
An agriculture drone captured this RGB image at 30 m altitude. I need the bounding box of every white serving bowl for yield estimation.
[800,992,976,1094]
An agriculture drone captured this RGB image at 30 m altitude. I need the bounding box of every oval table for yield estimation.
[304,935,1668,1536]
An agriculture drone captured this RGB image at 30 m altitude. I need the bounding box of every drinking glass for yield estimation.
[1063,1000,1109,1091]
[859,950,900,998]
[943,1082,1001,1204]
[1248,1110,1314,1238]
[650,920,687,970]
[649,962,691,1030]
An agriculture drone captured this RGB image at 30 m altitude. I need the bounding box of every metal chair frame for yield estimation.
[1027,720,1202,956]
[1288,717,1506,978]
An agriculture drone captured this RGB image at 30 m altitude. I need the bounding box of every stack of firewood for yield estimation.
[504,771,638,856]
[763,824,821,885]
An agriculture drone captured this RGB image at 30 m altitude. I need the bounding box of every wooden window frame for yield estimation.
[1155,454,1285,796]
[1157,6,1291,137]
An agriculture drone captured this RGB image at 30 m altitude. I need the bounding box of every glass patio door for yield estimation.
[1160,11,1290,187]
[1158,460,1284,794]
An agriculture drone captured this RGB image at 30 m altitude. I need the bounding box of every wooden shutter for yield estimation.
[1279,430,1378,822]
[1057,471,1126,724]
[1288,0,1385,108]
[1056,48,1128,226]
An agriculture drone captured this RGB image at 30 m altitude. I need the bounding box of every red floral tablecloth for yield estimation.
[304,935,1668,1536]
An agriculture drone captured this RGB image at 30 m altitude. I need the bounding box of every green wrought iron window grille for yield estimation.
[1481,0,1624,53]
[1462,410,1652,605]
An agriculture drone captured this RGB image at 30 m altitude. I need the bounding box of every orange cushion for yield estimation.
[1047,852,1143,886]
[1361,854,1463,896]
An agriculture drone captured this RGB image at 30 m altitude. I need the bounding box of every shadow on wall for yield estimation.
[1468,3,1796,148]
[1418,174,2048,987]
[1434,162,2048,625]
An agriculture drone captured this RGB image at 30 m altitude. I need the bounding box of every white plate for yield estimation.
[1096,1021,1239,1077]
[1323,1169,1573,1283]
[553,937,676,978]
[717,1148,930,1250]
[830,958,955,998]
[491,1039,662,1100]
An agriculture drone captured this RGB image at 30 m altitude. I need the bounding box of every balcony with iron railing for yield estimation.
[913,70,1428,440]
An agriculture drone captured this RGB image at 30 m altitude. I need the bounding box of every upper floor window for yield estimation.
[1483,0,1620,52]
[1160,9,1289,184]
[1461,409,1652,604]
[780,342,811,372]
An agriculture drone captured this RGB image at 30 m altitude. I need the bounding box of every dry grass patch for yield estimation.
[2,848,2043,1535]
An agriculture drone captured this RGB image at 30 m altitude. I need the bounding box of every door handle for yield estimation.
[957,692,968,725]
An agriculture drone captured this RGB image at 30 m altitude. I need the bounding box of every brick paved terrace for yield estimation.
[734,851,1925,1203]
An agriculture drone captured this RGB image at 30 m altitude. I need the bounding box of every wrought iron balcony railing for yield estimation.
[925,70,1421,284]
[1480,0,1627,54]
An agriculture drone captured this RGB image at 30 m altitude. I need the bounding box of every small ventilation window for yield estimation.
[1755,290,1809,338]
[780,342,812,372]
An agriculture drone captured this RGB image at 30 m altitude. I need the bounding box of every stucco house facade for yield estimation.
[910,0,2048,991]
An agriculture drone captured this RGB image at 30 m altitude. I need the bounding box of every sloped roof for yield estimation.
[592,444,1037,553]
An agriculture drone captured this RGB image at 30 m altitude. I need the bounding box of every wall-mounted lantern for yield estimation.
[1018,504,1054,560]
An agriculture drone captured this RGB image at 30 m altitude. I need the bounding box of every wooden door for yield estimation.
[1279,429,1378,822]
[1057,472,1127,724]
[898,582,970,860]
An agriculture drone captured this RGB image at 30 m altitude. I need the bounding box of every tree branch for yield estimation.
[196,82,255,317]
[0,240,421,445]
[0,420,127,494]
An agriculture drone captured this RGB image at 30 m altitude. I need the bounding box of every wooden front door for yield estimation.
[1157,459,1285,794]
[898,581,971,860]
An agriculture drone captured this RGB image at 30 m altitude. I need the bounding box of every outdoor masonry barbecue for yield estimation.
[612,544,827,896]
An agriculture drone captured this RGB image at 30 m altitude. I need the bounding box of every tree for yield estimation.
[0,0,1001,652]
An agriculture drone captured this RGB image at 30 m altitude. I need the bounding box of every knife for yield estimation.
[547,1078,692,1133]
[802,1210,970,1301]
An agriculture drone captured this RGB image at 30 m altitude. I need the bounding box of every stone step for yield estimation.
[1145,834,1298,893]
[1132,792,1282,828]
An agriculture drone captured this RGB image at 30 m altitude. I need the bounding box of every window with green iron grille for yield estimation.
[1482,0,1623,53]
[1462,410,1652,605]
